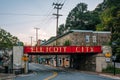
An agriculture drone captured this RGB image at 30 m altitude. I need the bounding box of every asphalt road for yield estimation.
[14,63,118,80]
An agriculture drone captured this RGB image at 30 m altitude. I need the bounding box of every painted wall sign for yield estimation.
[24,46,102,54]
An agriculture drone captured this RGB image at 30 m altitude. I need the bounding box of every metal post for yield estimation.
[24,60,28,74]
[24,61,26,73]
[114,60,115,75]
[11,48,13,73]
[112,55,116,75]
[24,54,28,74]
[30,36,33,62]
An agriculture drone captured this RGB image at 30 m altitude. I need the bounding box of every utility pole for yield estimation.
[30,36,33,46]
[34,27,40,46]
[29,36,33,62]
[53,2,63,67]
[53,2,63,36]
[34,27,40,63]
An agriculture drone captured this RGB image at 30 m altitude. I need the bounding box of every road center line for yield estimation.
[44,71,58,80]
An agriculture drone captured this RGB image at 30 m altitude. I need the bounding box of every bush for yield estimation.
[102,65,120,74]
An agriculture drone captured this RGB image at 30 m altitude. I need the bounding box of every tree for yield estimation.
[0,28,20,50]
[58,2,101,35]
[96,0,120,61]
[0,28,22,68]
[96,0,120,31]
[65,3,88,30]
[58,24,65,36]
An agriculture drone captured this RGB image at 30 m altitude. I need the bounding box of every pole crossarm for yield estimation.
[53,13,62,17]
[53,3,64,9]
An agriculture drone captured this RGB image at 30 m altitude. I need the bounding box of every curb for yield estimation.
[99,74,120,79]
[54,68,120,80]
[78,71,120,79]
[0,75,16,80]
[0,72,35,80]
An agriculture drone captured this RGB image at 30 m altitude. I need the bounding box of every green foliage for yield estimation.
[58,2,101,35]
[65,3,88,30]
[58,24,65,36]
[96,0,120,31]
[102,65,120,74]
[63,40,71,46]
[58,0,120,60]
[95,0,120,61]
[0,28,20,50]
[17,41,24,46]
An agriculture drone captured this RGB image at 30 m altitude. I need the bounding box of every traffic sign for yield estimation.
[105,58,111,62]
[105,52,111,58]
[22,56,28,61]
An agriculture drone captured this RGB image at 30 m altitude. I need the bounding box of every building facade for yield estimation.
[41,30,111,72]
[43,30,111,46]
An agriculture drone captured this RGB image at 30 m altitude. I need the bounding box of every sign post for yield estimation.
[105,52,111,62]
[112,56,116,75]
[22,54,28,74]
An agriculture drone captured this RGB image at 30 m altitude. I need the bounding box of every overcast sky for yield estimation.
[0,0,103,45]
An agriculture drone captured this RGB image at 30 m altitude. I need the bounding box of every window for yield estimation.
[85,35,90,43]
[93,36,96,43]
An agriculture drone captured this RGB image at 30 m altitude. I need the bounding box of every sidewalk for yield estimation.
[78,71,120,80]
[0,73,16,80]
[55,66,120,80]
[98,73,120,80]
[0,70,35,80]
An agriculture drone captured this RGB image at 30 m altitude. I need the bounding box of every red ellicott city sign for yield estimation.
[24,46,102,54]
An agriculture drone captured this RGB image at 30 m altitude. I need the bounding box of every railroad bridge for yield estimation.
[13,30,111,73]
[23,46,102,71]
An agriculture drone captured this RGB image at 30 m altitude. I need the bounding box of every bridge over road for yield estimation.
[13,46,111,74]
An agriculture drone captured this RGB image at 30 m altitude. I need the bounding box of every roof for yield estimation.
[41,30,111,45]
[71,30,93,32]
[41,30,73,45]
[71,30,111,33]
[93,31,111,34]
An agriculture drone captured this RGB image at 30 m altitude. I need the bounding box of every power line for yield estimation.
[0,13,53,17]
[31,1,66,31]
[39,9,55,24]
[32,10,55,28]
[31,3,56,28]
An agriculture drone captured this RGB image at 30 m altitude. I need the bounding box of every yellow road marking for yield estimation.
[44,71,58,80]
